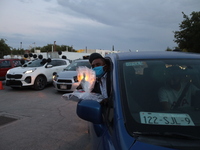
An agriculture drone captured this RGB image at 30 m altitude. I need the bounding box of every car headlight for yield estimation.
[74,76,78,82]
[7,70,10,74]
[53,74,58,81]
[24,69,36,74]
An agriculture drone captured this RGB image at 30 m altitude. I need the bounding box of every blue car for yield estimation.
[77,51,200,150]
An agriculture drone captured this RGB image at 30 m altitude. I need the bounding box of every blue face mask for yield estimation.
[92,66,105,78]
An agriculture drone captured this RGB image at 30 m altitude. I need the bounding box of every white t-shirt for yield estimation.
[158,82,199,109]
[100,73,108,99]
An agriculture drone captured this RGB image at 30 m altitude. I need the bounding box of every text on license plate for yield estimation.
[140,112,194,126]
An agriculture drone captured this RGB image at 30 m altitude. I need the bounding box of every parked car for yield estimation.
[6,58,70,90]
[76,51,200,150]
[0,58,23,80]
[53,59,91,92]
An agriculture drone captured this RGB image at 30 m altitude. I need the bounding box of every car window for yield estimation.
[120,59,200,138]
[0,60,11,68]
[24,59,44,67]
[64,61,90,71]
[56,60,66,66]
[48,60,57,66]
[13,60,21,67]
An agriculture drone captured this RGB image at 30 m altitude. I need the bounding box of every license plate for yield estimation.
[60,85,67,89]
[140,112,194,126]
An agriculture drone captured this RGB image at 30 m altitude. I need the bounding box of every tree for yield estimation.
[165,47,173,51]
[0,38,11,58]
[174,11,200,53]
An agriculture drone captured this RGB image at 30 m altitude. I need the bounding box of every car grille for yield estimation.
[57,84,72,89]
[57,79,72,83]
[7,74,22,79]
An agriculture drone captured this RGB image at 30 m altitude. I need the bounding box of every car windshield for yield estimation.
[23,59,46,67]
[120,59,200,138]
[64,60,90,71]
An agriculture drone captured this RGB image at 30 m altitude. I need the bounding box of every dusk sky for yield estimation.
[0,0,199,52]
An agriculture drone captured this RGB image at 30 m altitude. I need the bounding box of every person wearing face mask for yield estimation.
[89,53,110,105]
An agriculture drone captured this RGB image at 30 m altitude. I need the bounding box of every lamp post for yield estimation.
[33,42,36,53]
[20,42,22,50]
[54,41,56,52]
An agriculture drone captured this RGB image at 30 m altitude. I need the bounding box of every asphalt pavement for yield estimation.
[0,81,91,150]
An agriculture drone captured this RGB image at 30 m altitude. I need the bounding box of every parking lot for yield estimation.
[0,81,91,150]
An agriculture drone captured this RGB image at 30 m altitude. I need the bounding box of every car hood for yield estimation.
[7,67,37,74]
[57,71,77,78]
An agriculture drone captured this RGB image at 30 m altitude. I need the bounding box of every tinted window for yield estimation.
[13,60,21,67]
[24,59,44,67]
[55,60,66,66]
[0,60,11,68]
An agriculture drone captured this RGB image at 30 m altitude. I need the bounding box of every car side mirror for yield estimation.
[76,100,103,124]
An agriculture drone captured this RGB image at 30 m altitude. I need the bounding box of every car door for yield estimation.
[0,60,12,79]
[89,66,116,150]
[45,60,67,82]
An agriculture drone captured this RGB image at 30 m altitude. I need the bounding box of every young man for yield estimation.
[89,53,110,105]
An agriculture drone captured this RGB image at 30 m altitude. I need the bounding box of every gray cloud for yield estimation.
[0,0,199,51]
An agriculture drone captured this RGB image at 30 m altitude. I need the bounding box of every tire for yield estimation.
[33,75,47,90]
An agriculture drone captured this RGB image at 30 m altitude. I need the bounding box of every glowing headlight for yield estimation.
[53,74,58,81]
[24,69,36,74]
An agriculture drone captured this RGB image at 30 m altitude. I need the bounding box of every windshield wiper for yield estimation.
[133,132,200,140]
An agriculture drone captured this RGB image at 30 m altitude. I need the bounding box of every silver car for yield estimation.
[53,59,91,92]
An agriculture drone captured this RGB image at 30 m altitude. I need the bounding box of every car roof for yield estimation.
[51,58,69,61]
[31,58,69,61]
[105,51,200,61]
[0,58,20,61]
[73,59,89,62]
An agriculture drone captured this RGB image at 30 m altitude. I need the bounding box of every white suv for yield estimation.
[6,58,70,90]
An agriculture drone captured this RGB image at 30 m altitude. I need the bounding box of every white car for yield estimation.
[6,58,70,90]
[53,59,91,92]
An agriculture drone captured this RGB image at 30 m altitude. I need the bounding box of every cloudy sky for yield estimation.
[0,0,199,52]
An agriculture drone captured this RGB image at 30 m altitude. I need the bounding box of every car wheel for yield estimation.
[34,75,47,90]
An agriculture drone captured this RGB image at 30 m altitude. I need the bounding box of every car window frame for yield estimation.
[101,58,114,134]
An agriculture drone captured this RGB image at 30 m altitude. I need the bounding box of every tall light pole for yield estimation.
[33,42,36,53]
[20,42,22,50]
[54,41,56,52]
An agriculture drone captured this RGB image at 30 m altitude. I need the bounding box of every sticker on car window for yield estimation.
[125,62,143,66]
[140,112,194,126]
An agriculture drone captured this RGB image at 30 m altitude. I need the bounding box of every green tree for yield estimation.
[40,44,76,52]
[174,11,200,53]
[0,38,11,58]
[11,48,25,55]
[165,47,173,51]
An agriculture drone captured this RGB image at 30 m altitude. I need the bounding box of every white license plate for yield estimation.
[140,112,194,126]
[60,85,67,89]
